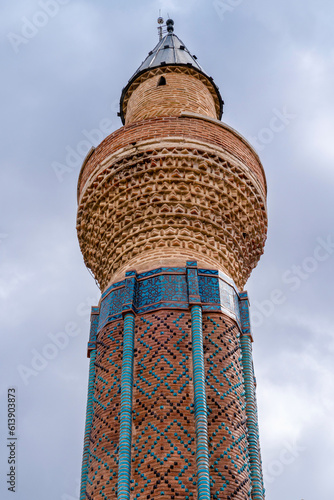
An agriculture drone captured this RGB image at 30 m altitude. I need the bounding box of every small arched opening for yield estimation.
[157,76,167,87]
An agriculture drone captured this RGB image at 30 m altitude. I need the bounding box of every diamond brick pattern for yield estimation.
[85,322,123,499]
[82,306,262,500]
[131,310,197,500]
[203,313,252,499]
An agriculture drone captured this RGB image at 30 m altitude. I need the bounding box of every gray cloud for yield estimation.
[1,1,333,498]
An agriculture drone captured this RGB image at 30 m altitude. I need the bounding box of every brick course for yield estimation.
[78,116,265,200]
[125,73,217,125]
[203,313,251,500]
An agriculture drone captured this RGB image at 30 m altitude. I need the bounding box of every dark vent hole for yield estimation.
[157,76,167,86]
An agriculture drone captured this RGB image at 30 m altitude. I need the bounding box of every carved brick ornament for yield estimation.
[77,121,267,291]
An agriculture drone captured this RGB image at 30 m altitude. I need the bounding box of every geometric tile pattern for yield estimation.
[186,264,201,304]
[131,310,197,500]
[87,306,99,355]
[203,313,252,499]
[81,276,266,500]
[137,273,188,309]
[85,321,123,500]
[198,274,220,307]
[96,267,240,333]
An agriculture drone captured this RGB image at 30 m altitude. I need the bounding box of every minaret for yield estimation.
[77,19,267,500]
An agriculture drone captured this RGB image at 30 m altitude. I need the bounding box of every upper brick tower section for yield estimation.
[120,19,223,125]
[77,20,267,292]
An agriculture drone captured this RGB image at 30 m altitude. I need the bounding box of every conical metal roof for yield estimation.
[131,32,203,78]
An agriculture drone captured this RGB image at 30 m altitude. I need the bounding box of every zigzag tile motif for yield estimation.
[85,321,123,500]
[203,313,252,500]
[131,310,197,500]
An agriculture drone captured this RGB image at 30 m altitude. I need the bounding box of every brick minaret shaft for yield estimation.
[77,19,267,500]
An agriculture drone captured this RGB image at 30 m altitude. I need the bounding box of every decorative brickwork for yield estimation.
[125,72,217,125]
[85,321,123,500]
[77,117,266,197]
[131,310,198,500]
[82,304,260,500]
[77,134,267,291]
[203,313,252,500]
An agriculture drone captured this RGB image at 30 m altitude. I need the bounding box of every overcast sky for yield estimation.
[1,1,334,499]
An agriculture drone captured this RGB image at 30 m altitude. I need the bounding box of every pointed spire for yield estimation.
[119,20,224,123]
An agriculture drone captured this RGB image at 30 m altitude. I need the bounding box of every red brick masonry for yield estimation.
[78,116,266,201]
[85,310,251,500]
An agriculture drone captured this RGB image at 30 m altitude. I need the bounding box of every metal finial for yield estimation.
[166,19,174,33]
[157,12,164,41]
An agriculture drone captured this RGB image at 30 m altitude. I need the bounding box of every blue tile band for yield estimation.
[117,312,135,500]
[239,293,265,500]
[87,306,99,356]
[187,261,201,304]
[97,267,240,333]
[80,348,96,500]
[122,271,137,314]
[239,291,252,338]
[191,305,211,500]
